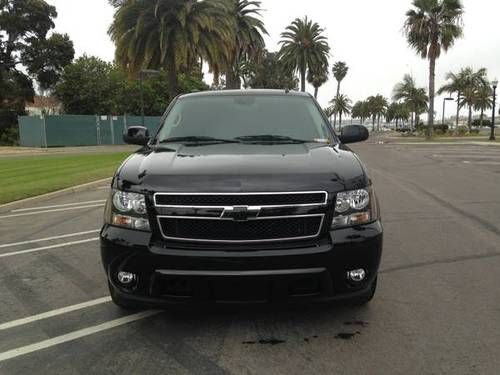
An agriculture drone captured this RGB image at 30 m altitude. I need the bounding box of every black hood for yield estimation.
[115,143,368,194]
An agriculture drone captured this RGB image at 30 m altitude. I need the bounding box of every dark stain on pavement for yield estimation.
[243,338,286,346]
[335,331,361,340]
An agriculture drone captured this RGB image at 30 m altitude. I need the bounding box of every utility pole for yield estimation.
[490,79,498,141]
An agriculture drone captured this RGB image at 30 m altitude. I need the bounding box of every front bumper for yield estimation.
[100,221,383,305]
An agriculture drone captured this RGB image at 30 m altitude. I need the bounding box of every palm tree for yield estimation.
[109,0,235,100]
[351,101,372,125]
[330,94,352,130]
[397,103,411,128]
[360,101,371,125]
[331,61,349,127]
[225,0,268,89]
[332,62,348,96]
[279,17,330,93]
[438,69,466,130]
[323,105,335,124]
[351,101,364,123]
[386,103,397,128]
[404,0,464,139]
[307,65,329,99]
[387,102,410,129]
[393,74,428,131]
[458,68,489,131]
[438,67,488,131]
[367,95,389,132]
[473,84,493,127]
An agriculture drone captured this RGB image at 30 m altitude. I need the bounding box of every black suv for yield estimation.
[101,90,383,308]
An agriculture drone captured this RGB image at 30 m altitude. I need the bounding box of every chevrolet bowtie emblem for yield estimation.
[222,206,260,221]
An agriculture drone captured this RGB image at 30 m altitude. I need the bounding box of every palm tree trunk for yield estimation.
[467,105,472,131]
[339,113,342,130]
[314,86,319,99]
[455,92,460,131]
[226,70,241,89]
[300,66,306,92]
[396,118,399,129]
[377,114,381,131]
[480,108,484,127]
[411,112,414,131]
[332,82,341,128]
[427,56,436,140]
[372,116,376,132]
[167,51,179,101]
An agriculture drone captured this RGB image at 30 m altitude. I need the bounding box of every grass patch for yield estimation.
[0,152,131,204]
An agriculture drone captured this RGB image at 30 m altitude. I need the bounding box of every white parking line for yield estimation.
[11,200,106,213]
[0,204,104,219]
[0,310,162,363]
[0,230,100,249]
[0,238,99,258]
[0,297,112,331]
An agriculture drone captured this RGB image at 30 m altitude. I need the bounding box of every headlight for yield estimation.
[112,191,147,214]
[331,187,378,229]
[107,190,150,231]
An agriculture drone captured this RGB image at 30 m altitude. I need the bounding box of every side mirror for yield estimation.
[123,126,150,146]
[339,125,369,144]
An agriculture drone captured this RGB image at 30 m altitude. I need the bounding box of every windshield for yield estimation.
[155,95,333,144]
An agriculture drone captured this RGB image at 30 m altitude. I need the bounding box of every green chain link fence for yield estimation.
[18,115,162,147]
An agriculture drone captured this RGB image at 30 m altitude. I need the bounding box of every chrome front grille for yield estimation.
[154,191,328,243]
[154,191,327,208]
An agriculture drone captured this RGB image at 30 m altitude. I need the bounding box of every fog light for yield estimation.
[347,269,366,282]
[117,271,136,285]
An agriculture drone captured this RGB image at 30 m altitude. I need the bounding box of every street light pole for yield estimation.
[442,97,453,126]
[491,79,498,142]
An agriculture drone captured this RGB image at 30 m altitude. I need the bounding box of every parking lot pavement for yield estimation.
[1,143,500,374]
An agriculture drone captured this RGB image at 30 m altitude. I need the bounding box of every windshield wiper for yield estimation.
[235,135,324,144]
[159,136,241,144]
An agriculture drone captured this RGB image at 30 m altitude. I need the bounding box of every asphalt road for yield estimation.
[1,142,499,374]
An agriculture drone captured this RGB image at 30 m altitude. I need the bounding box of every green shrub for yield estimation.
[0,126,19,146]
[469,128,480,135]
[433,124,449,135]
[472,118,492,127]
[456,126,468,136]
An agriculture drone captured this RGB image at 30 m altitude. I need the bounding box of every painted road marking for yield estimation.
[0,230,100,249]
[0,238,99,259]
[11,200,106,213]
[0,297,112,331]
[0,204,104,219]
[0,310,162,363]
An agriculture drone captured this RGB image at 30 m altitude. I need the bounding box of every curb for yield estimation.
[0,177,112,213]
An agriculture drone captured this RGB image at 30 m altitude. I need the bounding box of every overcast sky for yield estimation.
[46,0,500,119]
